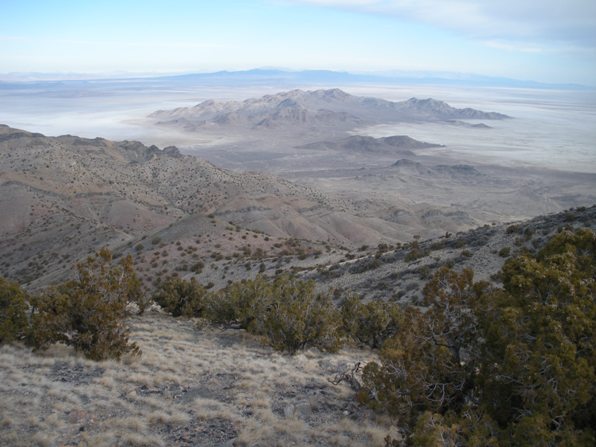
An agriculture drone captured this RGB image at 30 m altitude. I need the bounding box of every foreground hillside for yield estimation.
[0,313,388,447]
[1,208,593,446]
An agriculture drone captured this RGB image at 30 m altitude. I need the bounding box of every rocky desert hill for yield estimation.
[301,205,596,303]
[297,135,443,155]
[0,125,340,286]
[1,125,467,290]
[3,123,595,295]
[148,89,509,134]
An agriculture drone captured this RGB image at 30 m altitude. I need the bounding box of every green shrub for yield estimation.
[361,268,486,419]
[191,260,204,274]
[29,249,141,360]
[404,240,429,262]
[206,275,270,328]
[208,275,342,353]
[506,224,520,234]
[498,246,511,257]
[377,243,390,253]
[340,295,402,349]
[361,229,596,446]
[264,281,341,353]
[477,228,595,445]
[0,277,29,344]
[349,257,382,273]
[153,277,207,317]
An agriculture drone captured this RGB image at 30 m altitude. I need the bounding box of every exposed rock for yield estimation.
[149,89,510,133]
[163,145,183,158]
[295,401,313,419]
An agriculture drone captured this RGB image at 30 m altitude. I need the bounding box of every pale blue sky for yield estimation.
[1,0,595,84]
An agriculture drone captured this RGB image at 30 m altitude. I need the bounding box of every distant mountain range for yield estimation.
[149,88,509,133]
[0,68,589,90]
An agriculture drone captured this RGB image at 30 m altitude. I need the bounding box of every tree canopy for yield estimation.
[362,228,595,446]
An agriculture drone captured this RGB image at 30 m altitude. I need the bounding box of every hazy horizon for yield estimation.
[2,1,596,85]
[0,67,593,90]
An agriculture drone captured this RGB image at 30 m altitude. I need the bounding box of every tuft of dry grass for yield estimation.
[1,312,388,446]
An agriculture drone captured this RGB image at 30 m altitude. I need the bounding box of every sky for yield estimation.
[1,0,595,85]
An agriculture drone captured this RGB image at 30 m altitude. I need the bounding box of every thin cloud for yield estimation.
[0,35,29,42]
[483,40,545,54]
[288,0,596,46]
[483,39,595,55]
[0,35,230,50]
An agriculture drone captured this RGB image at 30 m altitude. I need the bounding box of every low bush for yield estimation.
[498,246,511,257]
[340,295,402,349]
[153,277,207,317]
[264,279,341,353]
[29,249,142,360]
[349,257,382,273]
[0,277,29,344]
[208,275,342,353]
[404,240,429,262]
[360,229,595,446]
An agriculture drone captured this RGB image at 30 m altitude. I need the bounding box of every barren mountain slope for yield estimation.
[148,89,509,134]
[0,125,440,289]
[297,135,443,155]
[4,124,592,294]
[0,126,337,285]
[300,205,596,303]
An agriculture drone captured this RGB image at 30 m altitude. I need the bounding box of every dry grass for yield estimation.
[0,312,390,446]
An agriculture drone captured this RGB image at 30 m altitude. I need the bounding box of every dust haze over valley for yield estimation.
[2,0,596,445]
[1,74,595,253]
